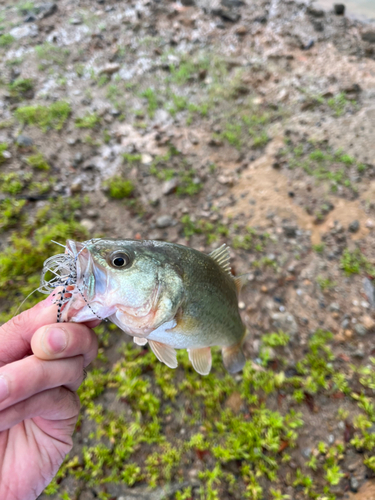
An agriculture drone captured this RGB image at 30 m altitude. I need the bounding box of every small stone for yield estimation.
[215,7,241,23]
[67,137,77,146]
[24,14,37,22]
[354,324,367,336]
[235,25,247,35]
[16,135,33,147]
[98,63,120,75]
[350,476,359,493]
[349,220,360,233]
[329,302,340,312]
[366,219,374,228]
[37,2,58,18]
[71,181,82,193]
[162,178,178,195]
[261,285,268,293]
[80,219,95,232]
[70,15,83,24]
[361,315,375,332]
[238,301,245,310]
[334,4,345,15]
[353,348,365,359]
[271,312,298,338]
[156,215,175,228]
[10,24,38,39]
[301,448,311,458]
[1,150,11,159]
[73,152,84,166]
[362,30,375,43]
[328,434,335,444]
[141,153,152,165]
[86,209,98,218]
[282,224,297,237]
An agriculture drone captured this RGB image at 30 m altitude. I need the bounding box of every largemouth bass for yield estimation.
[41,239,248,375]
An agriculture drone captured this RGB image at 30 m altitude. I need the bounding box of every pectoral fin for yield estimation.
[148,340,178,369]
[134,337,148,346]
[222,342,246,374]
[188,347,212,376]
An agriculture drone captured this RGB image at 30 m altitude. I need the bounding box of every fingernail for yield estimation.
[42,327,68,354]
[0,375,9,403]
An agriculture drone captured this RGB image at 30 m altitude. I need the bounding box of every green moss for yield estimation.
[0,199,26,232]
[104,176,135,199]
[0,173,25,195]
[26,152,50,171]
[75,112,101,129]
[0,34,15,47]
[341,248,375,276]
[8,78,34,100]
[15,101,71,131]
[141,88,158,118]
[0,142,8,164]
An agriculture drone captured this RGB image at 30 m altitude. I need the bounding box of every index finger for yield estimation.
[0,296,59,367]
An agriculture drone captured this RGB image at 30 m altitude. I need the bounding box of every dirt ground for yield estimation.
[1,0,375,499]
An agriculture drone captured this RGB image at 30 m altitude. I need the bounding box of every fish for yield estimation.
[40,239,248,375]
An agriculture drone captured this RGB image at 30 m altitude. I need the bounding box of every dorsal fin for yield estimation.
[209,244,231,274]
[233,273,249,294]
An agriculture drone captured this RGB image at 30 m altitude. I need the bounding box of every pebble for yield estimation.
[162,178,178,195]
[1,150,11,159]
[334,4,345,15]
[80,219,96,232]
[362,30,375,44]
[328,434,335,444]
[71,181,82,194]
[73,152,84,166]
[329,302,340,312]
[354,324,367,336]
[70,15,83,24]
[271,312,298,337]
[363,278,375,308]
[16,135,33,147]
[10,24,38,39]
[156,215,175,228]
[235,25,247,35]
[282,224,297,237]
[238,301,245,310]
[37,3,58,19]
[98,63,120,75]
[366,219,374,228]
[362,315,375,332]
[348,220,360,233]
[301,448,311,458]
[67,137,77,146]
[141,153,152,165]
[350,476,359,493]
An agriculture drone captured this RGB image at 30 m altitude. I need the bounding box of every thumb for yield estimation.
[0,296,58,366]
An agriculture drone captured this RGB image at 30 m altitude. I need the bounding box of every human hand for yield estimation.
[0,297,99,500]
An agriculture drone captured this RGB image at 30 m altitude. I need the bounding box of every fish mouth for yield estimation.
[63,239,113,322]
[65,239,96,300]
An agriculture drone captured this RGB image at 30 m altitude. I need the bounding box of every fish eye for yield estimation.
[108,252,131,269]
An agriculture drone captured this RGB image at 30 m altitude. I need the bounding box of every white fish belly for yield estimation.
[146,320,231,349]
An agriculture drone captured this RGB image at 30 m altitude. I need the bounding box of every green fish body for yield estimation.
[51,239,247,375]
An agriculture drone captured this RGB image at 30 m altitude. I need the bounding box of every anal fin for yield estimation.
[222,342,246,374]
[188,347,212,376]
[148,340,178,369]
[134,337,148,346]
